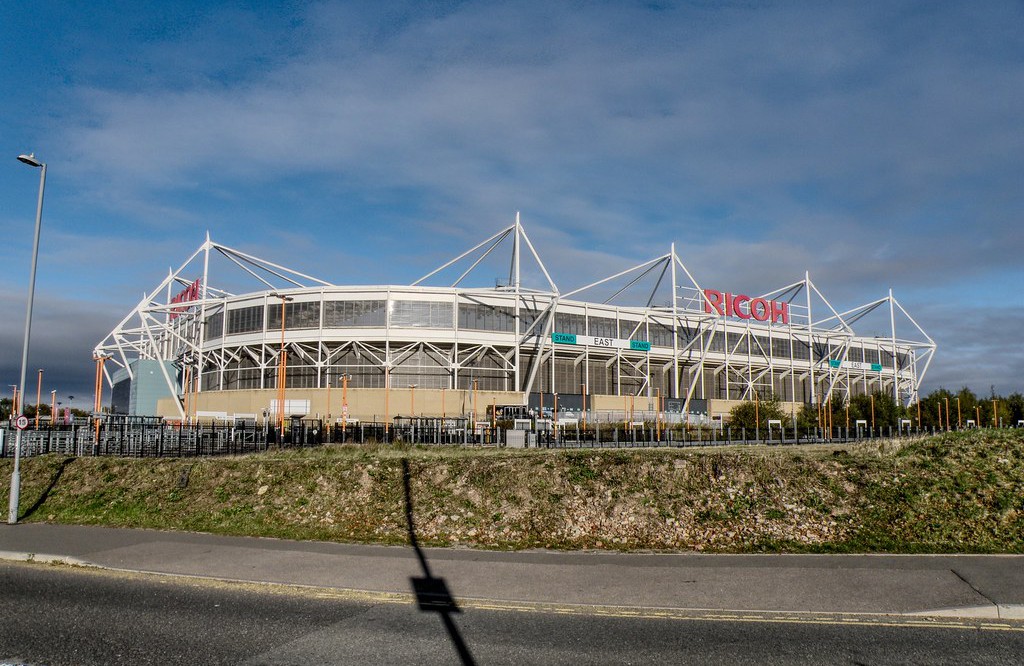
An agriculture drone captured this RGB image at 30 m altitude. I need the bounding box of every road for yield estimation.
[2,561,1023,665]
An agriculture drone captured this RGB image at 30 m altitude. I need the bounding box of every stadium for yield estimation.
[95,217,936,426]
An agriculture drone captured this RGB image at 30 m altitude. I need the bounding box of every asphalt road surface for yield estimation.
[2,562,1023,665]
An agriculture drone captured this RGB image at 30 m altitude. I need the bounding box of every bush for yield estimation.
[728,395,788,431]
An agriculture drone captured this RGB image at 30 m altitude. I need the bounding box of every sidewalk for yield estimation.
[2,523,1023,620]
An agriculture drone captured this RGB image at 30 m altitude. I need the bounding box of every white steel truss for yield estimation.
[95,216,936,418]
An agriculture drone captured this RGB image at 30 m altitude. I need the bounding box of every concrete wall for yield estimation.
[156,386,804,425]
[707,398,801,422]
[158,387,526,423]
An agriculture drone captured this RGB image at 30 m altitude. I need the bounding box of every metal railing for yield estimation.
[0,420,1008,460]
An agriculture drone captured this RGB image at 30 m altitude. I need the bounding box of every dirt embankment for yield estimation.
[2,430,1022,553]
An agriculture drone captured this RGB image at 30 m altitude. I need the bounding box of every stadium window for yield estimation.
[323,300,387,327]
[204,310,224,340]
[226,305,264,335]
[554,311,586,335]
[391,300,453,328]
[648,321,674,347]
[458,303,515,332]
[620,319,643,341]
[588,316,618,339]
[268,301,321,331]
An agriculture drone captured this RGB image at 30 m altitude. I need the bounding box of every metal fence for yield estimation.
[0,419,505,459]
[0,419,1004,460]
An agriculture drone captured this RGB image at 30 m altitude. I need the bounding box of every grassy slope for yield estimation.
[1,430,1022,553]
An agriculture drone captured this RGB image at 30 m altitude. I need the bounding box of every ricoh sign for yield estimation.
[703,289,789,325]
[169,278,202,320]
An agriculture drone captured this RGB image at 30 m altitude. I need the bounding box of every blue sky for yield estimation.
[1,0,1022,406]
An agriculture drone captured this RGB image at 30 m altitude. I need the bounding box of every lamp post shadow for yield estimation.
[402,458,476,666]
[19,455,73,521]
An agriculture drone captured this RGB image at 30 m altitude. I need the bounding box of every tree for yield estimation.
[1006,393,1024,426]
[728,395,787,432]
[918,387,954,429]
[796,403,818,430]
[867,391,904,428]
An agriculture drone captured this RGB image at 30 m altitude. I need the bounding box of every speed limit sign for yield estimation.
[15,415,29,430]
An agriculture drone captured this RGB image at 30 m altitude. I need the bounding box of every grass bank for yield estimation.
[2,430,1022,553]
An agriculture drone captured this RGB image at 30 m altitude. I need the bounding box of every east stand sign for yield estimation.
[827,359,884,372]
[552,332,651,352]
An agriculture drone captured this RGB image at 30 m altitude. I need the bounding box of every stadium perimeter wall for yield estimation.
[156,388,801,425]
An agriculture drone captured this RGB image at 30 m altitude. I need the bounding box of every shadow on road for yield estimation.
[402,458,476,666]
[20,456,73,521]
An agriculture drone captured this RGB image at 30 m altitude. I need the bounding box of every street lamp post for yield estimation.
[9,152,46,525]
[384,367,391,442]
[472,379,478,440]
[340,373,350,441]
[34,369,43,429]
[581,383,587,432]
[269,292,293,443]
[553,392,559,443]
[656,387,662,442]
[50,390,56,426]
[408,384,417,444]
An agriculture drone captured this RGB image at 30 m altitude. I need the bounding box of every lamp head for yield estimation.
[17,153,43,168]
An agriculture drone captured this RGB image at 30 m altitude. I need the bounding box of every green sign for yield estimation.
[630,340,652,352]
[829,359,841,369]
[871,363,883,372]
[552,332,577,345]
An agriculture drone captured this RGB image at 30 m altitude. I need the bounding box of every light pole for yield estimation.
[553,392,559,442]
[35,369,43,429]
[50,389,56,426]
[269,292,293,441]
[384,367,391,442]
[408,384,417,443]
[581,383,587,431]
[656,387,662,442]
[340,373,350,440]
[9,152,46,525]
[472,379,478,436]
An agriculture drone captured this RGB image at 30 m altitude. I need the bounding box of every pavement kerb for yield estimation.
[0,550,95,568]
[997,604,1024,620]
[4,548,1023,626]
